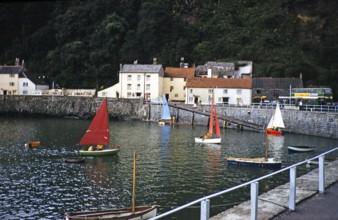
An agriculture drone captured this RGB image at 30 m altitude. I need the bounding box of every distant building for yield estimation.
[195,61,252,78]
[252,76,303,102]
[185,77,252,105]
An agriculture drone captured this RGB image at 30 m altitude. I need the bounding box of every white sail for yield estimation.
[271,103,285,128]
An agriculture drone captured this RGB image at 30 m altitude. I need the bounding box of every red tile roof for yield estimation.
[185,77,252,89]
[164,67,195,78]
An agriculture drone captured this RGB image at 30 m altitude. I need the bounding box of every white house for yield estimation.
[185,77,252,105]
[19,73,49,95]
[0,65,22,95]
[97,83,120,98]
[118,62,164,100]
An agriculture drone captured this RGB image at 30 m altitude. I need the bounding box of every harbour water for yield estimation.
[0,115,337,219]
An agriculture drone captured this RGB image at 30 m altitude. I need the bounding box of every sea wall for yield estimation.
[150,104,338,139]
[0,95,147,120]
[1,96,337,139]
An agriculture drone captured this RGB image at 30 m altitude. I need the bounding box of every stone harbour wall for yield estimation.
[0,96,337,139]
[0,95,146,120]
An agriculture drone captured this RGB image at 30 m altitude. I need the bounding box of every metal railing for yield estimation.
[150,147,338,220]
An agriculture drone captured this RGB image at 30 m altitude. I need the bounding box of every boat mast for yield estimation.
[132,148,136,213]
[265,134,269,161]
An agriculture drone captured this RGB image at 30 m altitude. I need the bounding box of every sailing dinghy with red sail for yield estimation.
[194,90,222,144]
[79,98,120,157]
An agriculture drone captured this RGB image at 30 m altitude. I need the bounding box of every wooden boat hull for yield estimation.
[288,145,315,153]
[79,147,120,157]
[226,157,282,169]
[65,205,157,220]
[25,141,41,149]
[266,128,282,135]
[64,157,86,163]
[195,137,221,144]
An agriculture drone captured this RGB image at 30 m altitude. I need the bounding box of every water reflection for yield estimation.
[0,116,337,219]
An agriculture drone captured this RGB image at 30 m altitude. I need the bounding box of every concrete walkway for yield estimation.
[210,160,338,220]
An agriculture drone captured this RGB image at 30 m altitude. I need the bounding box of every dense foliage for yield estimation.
[1,0,337,100]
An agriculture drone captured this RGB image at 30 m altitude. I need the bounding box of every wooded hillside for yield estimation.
[1,0,337,100]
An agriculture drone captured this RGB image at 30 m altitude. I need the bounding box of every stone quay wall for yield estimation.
[150,104,338,139]
[0,95,148,120]
[0,96,337,139]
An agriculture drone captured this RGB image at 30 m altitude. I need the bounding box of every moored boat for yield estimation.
[65,205,158,220]
[65,148,157,219]
[226,157,282,169]
[64,157,86,163]
[226,134,282,169]
[25,141,41,149]
[288,145,316,153]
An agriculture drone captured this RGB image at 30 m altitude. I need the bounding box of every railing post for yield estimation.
[200,199,210,220]
[289,166,297,211]
[319,155,325,193]
[250,182,259,220]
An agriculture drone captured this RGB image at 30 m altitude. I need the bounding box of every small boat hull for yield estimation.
[266,128,282,135]
[64,157,86,163]
[195,137,221,144]
[79,147,120,157]
[65,205,158,220]
[288,145,315,153]
[25,141,41,149]
[226,157,282,169]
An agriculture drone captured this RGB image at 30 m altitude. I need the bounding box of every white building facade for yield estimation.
[119,64,164,100]
[185,77,252,105]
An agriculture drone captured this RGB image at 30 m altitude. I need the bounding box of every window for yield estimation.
[223,89,228,94]
[184,78,186,82]
[190,89,193,93]
[175,94,178,97]
[102,92,107,96]
[146,75,151,81]
[127,84,131,90]
[208,89,213,94]
[170,77,173,81]
[137,75,141,81]
[127,75,132,81]
[146,84,150,91]
[170,86,174,92]
[10,74,15,78]
[127,92,132,97]
[23,90,28,95]
[236,89,242,95]
[9,82,15,86]
[23,82,28,87]
[137,84,141,90]
[188,97,193,102]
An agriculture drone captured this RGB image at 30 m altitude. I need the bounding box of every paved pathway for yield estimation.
[271,181,338,220]
[210,160,338,220]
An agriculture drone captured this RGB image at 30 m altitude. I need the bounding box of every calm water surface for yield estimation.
[0,116,337,219]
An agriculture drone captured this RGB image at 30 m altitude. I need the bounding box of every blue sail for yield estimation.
[161,95,171,120]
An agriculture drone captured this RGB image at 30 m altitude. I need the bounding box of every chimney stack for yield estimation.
[15,58,19,66]
[153,57,157,65]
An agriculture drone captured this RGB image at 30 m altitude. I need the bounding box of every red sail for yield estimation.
[214,108,221,138]
[79,98,110,145]
[208,108,214,135]
[210,90,221,137]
